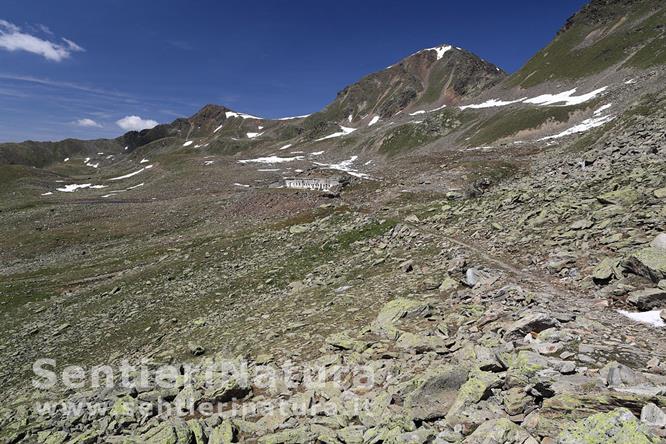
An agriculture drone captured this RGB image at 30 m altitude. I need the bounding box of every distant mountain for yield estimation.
[303,45,506,132]
[1,0,665,169]
[0,44,507,167]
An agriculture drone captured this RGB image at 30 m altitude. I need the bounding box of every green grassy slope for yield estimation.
[508,0,666,88]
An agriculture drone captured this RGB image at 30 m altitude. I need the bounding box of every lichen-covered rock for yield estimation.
[66,429,100,444]
[336,426,365,444]
[503,387,532,416]
[140,419,194,444]
[187,419,207,444]
[640,403,666,429]
[445,370,503,427]
[439,274,459,292]
[651,233,666,250]
[504,312,559,341]
[627,288,666,311]
[592,257,622,284]
[597,187,642,206]
[208,420,237,444]
[257,426,317,444]
[201,376,252,403]
[325,331,369,352]
[37,430,69,444]
[462,418,538,443]
[505,351,549,388]
[556,408,659,444]
[372,298,431,339]
[395,331,447,353]
[625,247,666,283]
[110,395,141,426]
[405,365,470,421]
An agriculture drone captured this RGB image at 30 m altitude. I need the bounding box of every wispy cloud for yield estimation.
[0,19,84,61]
[116,115,159,131]
[0,73,135,101]
[75,118,102,128]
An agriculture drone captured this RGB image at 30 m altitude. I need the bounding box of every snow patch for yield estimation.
[140,158,149,164]
[41,192,53,196]
[246,132,264,139]
[101,183,144,198]
[63,158,69,162]
[424,45,452,60]
[183,141,193,147]
[204,161,214,166]
[540,114,615,140]
[316,126,356,141]
[233,183,251,188]
[214,124,224,133]
[238,156,303,164]
[314,155,369,179]
[277,114,311,120]
[524,87,608,106]
[594,104,612,115]
[458,87,608,111]
[108,165,153,181]
[279,144,292,150]
[368,116,380,126]
[226,111,262,120]
[460,98,526,110]
[409,110,426,116]
[617,310,665,327]
[56,183,107,192]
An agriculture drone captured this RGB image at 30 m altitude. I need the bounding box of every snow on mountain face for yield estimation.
[277,114,311,120]
[238,156,304,164]
[225,111,262,120]
[56,184,107,192]
[460,87,608,110]
[539,114,615,140]
[108,165,153,181]
[316,126,356,142]
[425,44,453,60]
[524,87,608,106]
[460,98,527,110]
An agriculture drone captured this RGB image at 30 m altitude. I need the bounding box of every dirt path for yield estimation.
[409,221,666,363]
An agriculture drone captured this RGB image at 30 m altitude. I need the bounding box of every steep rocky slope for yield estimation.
[302,45,505,131]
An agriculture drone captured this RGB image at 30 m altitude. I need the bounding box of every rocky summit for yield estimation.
[1,0,666,443]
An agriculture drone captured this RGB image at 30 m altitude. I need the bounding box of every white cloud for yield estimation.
[75,118,102,128]
[0,19,84,61]
[116,115,159,131]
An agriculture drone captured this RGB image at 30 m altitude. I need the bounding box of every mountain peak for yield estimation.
[414,44,455,61]
[306,44,506,127]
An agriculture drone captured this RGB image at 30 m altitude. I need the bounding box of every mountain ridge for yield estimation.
[0,43,506,167]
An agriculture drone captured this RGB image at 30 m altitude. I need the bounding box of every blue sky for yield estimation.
[0,0,588,142]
